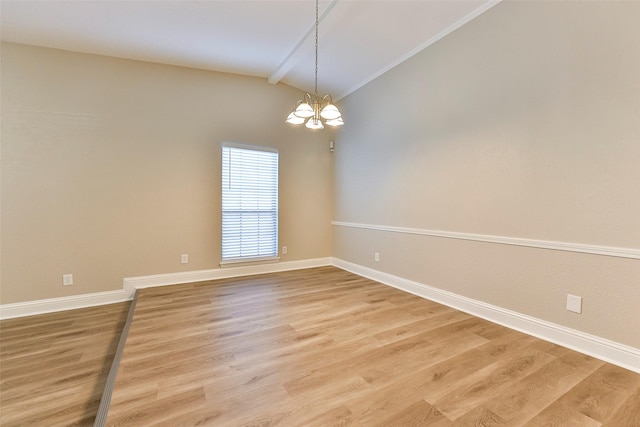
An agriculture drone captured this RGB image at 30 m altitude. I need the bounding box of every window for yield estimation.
[221,143,279,264]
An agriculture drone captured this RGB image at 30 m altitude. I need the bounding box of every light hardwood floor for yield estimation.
[1,267,638,426]
[0,302,130,426]
[103,267,639,426]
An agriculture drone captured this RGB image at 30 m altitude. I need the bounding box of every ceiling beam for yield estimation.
[268,0,340,86]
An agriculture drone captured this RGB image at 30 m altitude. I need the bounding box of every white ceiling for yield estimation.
[0,0,499,100]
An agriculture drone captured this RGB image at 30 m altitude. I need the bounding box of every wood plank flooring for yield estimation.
[100,267,640,426]
[0,302,130,426]
[1,268,638,426]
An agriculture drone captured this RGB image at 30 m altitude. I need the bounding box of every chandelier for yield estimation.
[285,0,344,129]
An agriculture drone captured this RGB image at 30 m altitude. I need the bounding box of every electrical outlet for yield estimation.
[181,254,189,264]
[282,246,288,255]
[63,274,73,286]
[567,294,582,313]
[374,252,380,262]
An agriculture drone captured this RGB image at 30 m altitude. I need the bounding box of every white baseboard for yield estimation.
[3,256,637,374]
[122,257,333,295]
[0,257,332,320]
[0,289,129,320]
[332,258,640,374]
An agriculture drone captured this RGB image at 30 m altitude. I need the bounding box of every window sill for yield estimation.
[219,256,281,268]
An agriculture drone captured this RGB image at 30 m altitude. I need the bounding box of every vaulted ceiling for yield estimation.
[1,0,499,100]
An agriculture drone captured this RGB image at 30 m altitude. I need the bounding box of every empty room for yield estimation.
[1,0,639,425]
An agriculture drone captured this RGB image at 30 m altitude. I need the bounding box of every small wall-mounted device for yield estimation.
[566,294,582,313]
[329,140,335,152]
[63,274,73,286]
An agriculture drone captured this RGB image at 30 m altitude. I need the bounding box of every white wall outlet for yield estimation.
[282,246,288,255]
[567,294,582,314]
[181,254,189,264]
[63,274,73,286]
[374,252,380,262]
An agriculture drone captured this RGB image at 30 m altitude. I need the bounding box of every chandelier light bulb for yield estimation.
[320,103,341,120]
[294,102,314,118]
[305,117,324,130]
[285,112,305,124]
[325,117,344,127]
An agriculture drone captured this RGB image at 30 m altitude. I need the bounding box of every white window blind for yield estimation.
[221,144,279,263]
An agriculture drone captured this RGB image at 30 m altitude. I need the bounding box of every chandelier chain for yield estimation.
[314,0,319,97]
[284,0,343,129]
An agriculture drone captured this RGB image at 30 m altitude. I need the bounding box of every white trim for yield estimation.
[0,290,129,320]
[336,0,502,101]
[332,221,640,260]
[124,257,331,293]
[0,257,332,320]
[332,258,640,374]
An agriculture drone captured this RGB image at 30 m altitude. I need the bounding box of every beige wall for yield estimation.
[334,1,640,347]
[2,2,638,349]
[1,42,334,304]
